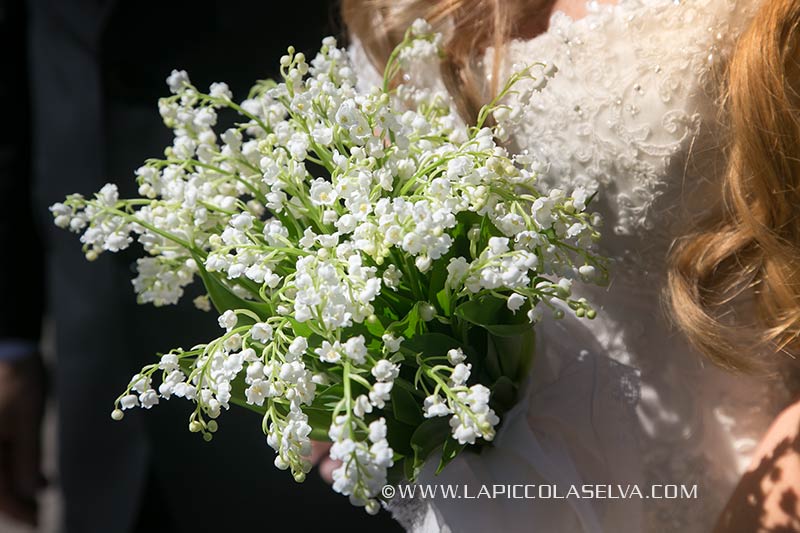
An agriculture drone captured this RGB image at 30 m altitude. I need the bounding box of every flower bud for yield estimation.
[275,456,289,470]
[365,500,380,515]
[415,255,432,272]
[419,303,436,322]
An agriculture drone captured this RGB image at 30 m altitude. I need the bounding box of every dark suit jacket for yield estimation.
[2,0,402,531]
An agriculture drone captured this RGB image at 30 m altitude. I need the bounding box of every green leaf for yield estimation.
[403,456,417,483]
[388,302,427,339]
[401,332,462,361]
[516,328,537,379]
[489,375,517,412]
[304,407,333,441]
[287,317,314,338]
[454,294,532,337]
[436,437,465,474]
[177,356,195,376]
[272,209,302,241]
[311,383,344,406]
[391,384,423,426]
[483,323,533,337]
[376,287,415,318]
[427,259,451,311]
[365,313,386,338]
[410,418,451,477]
[454,294,505,327]
[392,376,426,400]
[491,329,536,382]
[488,333,517,381]
[385,417,415,457]
[192,251,270,320]
[464,326,501,381]
[480,344,502,382]
[386,459,408,486]
[435,288,451,316]
[479,213,503,244]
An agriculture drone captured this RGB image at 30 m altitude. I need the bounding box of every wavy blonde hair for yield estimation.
[668,0,800,374]
[343,0,800,375]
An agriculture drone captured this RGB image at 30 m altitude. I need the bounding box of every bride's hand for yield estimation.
[308,440,340,484]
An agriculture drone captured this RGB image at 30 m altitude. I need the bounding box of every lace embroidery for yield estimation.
[501,0,757,250]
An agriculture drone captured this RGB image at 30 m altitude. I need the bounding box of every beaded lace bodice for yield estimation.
[352,1,787,531]
[503,0,750,266]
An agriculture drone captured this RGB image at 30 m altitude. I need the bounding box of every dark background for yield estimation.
[0,1,403,531]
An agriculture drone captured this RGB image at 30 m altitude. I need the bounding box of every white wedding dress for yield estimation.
[352,0,788,531]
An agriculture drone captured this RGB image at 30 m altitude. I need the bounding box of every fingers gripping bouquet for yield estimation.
[51,20,605,513]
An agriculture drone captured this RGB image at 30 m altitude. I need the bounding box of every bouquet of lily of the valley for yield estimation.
[50,20,605,513]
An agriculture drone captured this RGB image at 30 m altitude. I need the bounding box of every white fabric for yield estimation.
[351,1,788,531]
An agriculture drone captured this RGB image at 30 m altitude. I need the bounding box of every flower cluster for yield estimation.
[421,351,500,445]
[52,21,605,513]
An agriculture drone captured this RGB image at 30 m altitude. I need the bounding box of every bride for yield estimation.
[313,0,799,531]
